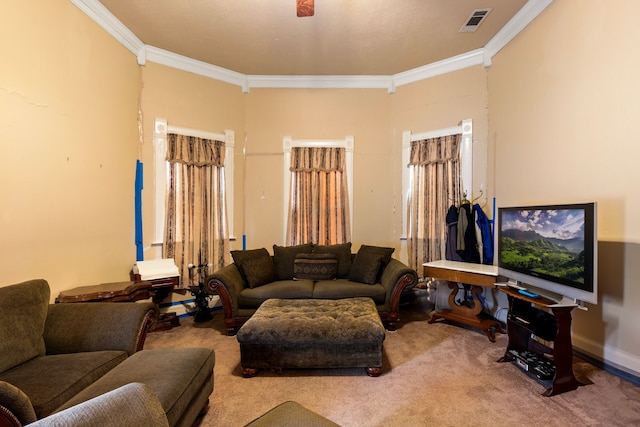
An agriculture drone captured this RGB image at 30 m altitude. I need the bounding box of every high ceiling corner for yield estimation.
[74,0,553,88]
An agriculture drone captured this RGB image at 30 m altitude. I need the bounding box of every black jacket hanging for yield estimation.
[445,205,463,261]
[457,203,480,263]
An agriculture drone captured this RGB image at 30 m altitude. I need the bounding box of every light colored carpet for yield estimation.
[145,292,640,426]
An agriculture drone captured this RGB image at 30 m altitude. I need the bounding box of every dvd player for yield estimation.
[508,349,555,380]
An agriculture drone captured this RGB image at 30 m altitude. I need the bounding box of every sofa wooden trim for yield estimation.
[0,404,21,427]
[378,271,416,328]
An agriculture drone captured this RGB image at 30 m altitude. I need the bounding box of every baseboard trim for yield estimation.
[157,295,222,318]
[573,334,640,379]
[573,348,640,387]
[178,306,222,319]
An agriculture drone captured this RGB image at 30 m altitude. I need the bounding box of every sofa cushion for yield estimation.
[231,248,279,288]
[312,280,387,304]
[273,243,314,280]
[0,351,128,419]
[0,279,49,373]
[293,253,338,281]
[348,251,386,285]
[238,280,314,309]
[56,348,214,427]
[312,242,352,278]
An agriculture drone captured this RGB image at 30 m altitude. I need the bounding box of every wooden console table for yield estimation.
[424,260,504,342]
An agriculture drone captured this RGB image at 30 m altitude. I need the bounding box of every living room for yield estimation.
[2,0,640,425]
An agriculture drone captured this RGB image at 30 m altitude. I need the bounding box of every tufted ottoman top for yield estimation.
[236,297,385,345]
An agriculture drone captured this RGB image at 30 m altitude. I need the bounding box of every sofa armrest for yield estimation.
[0,381,37,427]
[44,302,156,356]
[379,259,418,329]
[205,263,248,335]
[29,383,168,427]
[380,259,418,296]
[205,263,246,316]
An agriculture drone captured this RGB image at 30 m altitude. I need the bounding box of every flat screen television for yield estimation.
[496,202,597,305]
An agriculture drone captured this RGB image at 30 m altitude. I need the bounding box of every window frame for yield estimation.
[153,118,235,258]
[282,136,354,244]
[401,119,472,239]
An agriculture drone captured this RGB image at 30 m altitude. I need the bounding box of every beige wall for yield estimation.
[242,88,394,252]
[138,63,246,257]
[390,65,491,261]
[391,65,491,209]
[489,0,640,374]
[240,69,491,258]
[1,0,140,299]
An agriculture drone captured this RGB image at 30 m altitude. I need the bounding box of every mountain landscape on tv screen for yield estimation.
[500,228,585,284]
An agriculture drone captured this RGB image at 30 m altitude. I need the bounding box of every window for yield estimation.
[283,136,354,245]
[153,118,234,277]
[402,119,472,270]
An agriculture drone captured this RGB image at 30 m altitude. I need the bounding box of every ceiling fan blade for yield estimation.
[296,0,314,17]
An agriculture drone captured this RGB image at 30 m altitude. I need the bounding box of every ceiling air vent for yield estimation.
[459,8,492,32]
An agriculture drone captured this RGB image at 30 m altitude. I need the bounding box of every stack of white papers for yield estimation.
[133,259,180,280]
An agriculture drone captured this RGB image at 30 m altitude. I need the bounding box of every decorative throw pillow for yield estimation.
[358,244,395,281]
[231,248,278,288]
[358,244,395,266]
[273,243,314,280]
[293,253,338,281]
[312,242,352,278]
[348,244,395,285]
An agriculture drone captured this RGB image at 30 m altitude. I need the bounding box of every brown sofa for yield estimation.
[0,279,214,427]
[206,243,418,335]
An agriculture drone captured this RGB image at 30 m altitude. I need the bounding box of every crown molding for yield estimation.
[141,48,487,93]
[70,0,144,61]
[71,0,553,91]
[484,0,554,65]
[143,46,248,89]
[247,75,394,92]
[392,49,486,88]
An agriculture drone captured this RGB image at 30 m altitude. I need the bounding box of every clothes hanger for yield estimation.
[470,189,484,205]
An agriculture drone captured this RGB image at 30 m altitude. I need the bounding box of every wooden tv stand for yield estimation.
[497,286,584,396]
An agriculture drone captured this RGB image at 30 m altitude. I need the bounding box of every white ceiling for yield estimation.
[95,0,534,77]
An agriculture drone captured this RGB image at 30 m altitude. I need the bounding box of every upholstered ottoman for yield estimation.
[54,348,214,427]
[236,297,385,377]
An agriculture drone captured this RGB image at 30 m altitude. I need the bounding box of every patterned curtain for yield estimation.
[164,133,229,284]
[287,146,351,245]
[407,134,462,275]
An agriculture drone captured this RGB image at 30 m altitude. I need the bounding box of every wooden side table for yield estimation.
[56,277,180,331]
[55,281,156,303]
[424,260,504,342]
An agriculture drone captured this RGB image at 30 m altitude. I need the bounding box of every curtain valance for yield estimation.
[166,133,225,167]
[290,147,345,172]
[408,134,461,166]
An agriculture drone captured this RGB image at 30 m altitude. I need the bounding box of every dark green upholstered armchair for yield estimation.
[0,279,155,426]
